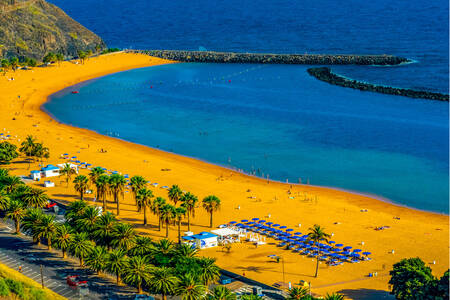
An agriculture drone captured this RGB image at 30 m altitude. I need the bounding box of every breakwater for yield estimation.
[307,67,449,101]
[132,50,409,66]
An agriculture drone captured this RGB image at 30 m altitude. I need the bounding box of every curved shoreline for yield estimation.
[1,52,448,295]
[45,79,447,216]
[307,67,449,101]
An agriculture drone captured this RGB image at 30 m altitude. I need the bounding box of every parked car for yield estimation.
[66,275,88,287]
[44,201,57,209]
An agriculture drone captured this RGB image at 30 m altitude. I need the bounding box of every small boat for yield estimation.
[71,91,79,94]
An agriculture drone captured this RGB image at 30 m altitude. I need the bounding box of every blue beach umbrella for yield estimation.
[272,224,280,227]
[63,153,68,155]
[229,221,237,224]
[286,229,294,232]
[353,249,362,253]
[343,246,352,251]
[279,226,287,229]
[252,218,259,221]
[241,219,248,222]
[247,222,255,225]
[266,222,273,226]
[335,244,343,247]
[258,220,266,223]
[363,252,371,255]
[328,241,335,244]
[294,232,302,235]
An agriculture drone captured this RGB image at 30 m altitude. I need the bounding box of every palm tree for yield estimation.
[54,224,73,258]
[0,188,10,210]
[128,236,153,257]
[181,192,198,232]
[148,267,179,300]
[307,224,331,278]
[175,273,206,300]
[198,257,220,285]
[208,286,236,300]
[0,175,23,193]
[202,195,221,228]
[21,208,44,244]
[160,204,176,238]
[123,256,153,294]
[136,188,153,225]
[89,167,105,200]
[112,223,136,251]
[324,293,344,300]
[150,197,166,231]
[93,212,117,250]
[130,175,147,208]
[95,174,109,212]
[286,287,310,300]
[59,163,76,187]
[35,214,57,250]
[149,239,174,266]
[73,175,89,200]
[85,246,108,275]
[76,206,101,234]
[33,143,49,163]
[108,174,126,216]
[65,200,87,226]
[69,232,94,266]
[19,135,36,169]
[5,200,25,234]
[174,206,186,244]
[21,187,49,208]
[168,185,183,205]
[106,248,128,284]
[175,243,198,258]
[55,53,64,66]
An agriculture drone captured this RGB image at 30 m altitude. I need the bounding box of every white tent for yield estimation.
[211,228,240,237]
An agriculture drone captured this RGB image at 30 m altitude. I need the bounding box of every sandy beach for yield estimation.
[0,52,448,298]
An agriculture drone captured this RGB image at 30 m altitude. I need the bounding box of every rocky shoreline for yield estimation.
[132,50,409,65]
[307,67,449,101]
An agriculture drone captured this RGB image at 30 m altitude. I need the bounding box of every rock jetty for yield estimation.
[307,67,449,101]
[133,50,409,66]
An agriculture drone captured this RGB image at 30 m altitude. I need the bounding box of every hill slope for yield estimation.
[0,0,105,60]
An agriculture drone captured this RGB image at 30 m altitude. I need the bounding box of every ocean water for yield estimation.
[49,0,449,93]
[45,63,449,213]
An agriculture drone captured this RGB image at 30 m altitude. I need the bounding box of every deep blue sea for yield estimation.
[46,0,449,213]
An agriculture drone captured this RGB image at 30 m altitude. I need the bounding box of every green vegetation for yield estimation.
[307,224,331,278]
[389,257,449,299]
[0,141,19,164]
[19,135,49,169]
[100,47,121,54]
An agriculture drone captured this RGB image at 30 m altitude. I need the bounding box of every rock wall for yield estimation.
[307,67,449,101]
[132,50,409,66]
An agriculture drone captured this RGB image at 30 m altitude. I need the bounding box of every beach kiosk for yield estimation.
[30,170,41,181]
[211,228,241,244]
[182,232,218,249]
[41,165,60,177]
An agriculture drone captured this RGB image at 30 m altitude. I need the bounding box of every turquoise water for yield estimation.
[45,63,449,213]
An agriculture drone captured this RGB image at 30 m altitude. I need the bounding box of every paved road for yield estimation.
[0,222,138,299]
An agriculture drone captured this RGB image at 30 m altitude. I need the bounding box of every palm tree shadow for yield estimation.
[338,288,394,300]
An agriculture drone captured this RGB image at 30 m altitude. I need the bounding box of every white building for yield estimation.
[30,163,78,181]
[182,232,218,249]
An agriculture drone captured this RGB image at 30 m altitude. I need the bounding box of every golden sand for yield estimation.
[0,52,448,298]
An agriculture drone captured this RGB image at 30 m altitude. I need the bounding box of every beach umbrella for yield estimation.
[266,222,273,226]
[362,252,371,255]
[342,251,351,255]
[63,153,68,156]
[272,224,280,227]
[294,232,302,235]
[247,222,255,225]
[279,226,287,229]
[86,163,92,166]
[241,219,248,222]
[258,220,266,223]
[286,229,294,232]
[353,249,362,253]
[229,221,237,224]
[328,241,335,244]
[71,156,77,159]
[343,246,352,251]
[252,218,259,221]
[335,244,343,247]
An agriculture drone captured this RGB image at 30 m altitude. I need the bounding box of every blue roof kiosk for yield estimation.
[182,232,218,249]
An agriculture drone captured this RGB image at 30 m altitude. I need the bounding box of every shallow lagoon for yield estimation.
[45,63,449,213]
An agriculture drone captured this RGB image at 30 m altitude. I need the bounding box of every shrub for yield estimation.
[5,278,24,298]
